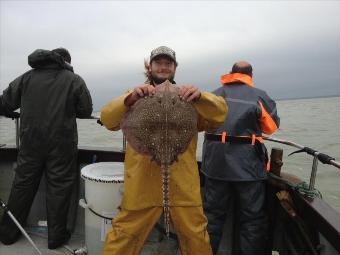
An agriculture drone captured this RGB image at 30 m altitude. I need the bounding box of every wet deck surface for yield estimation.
[0,228,84,255]
[0,160,284,255]
[0,159,231,255]
[0,226,180,255]
[0,220,238,255]
[0,161,182,255]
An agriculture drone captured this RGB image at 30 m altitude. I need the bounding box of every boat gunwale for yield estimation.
[0,145,339,253]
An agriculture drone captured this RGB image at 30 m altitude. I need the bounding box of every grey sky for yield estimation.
[1,1,340,110]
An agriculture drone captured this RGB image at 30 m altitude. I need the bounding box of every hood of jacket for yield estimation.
[28,49,74,72]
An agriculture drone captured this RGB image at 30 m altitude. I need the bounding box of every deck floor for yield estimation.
[0,161,231,255]
[0,226,180,255]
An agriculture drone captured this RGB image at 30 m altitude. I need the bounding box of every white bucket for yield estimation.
[79,162,124,255]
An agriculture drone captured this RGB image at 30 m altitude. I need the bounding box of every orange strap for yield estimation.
[206,132,263,145]
[266,159,271,172]
[222,131,227,144]
[220,73,253,87]
[238,135,263,144]
[251,134,256,145]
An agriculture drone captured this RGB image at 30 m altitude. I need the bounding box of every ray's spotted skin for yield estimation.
[121,80,197,165]
[121,80,198,236]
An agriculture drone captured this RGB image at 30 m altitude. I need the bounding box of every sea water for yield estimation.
[1,96,339,212]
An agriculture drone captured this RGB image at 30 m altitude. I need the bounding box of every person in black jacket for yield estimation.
[0,48,93,249]
[201,61,280,255]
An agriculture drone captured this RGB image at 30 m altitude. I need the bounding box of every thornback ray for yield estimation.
[121,80,198,237]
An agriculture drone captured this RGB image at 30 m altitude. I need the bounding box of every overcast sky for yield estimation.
[1,1,339,110]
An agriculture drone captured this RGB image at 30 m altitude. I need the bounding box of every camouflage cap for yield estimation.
[150,46,177,65]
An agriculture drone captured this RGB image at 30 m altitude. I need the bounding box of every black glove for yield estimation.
[4,111,20,119]
[0,96,20,119]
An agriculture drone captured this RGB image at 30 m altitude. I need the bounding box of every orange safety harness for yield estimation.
[216,73,272,172]
[205,132,263,145]
[205,132,271,172]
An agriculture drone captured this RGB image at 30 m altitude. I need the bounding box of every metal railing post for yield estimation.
[123,135,127,152]
[309,153,319,191]
[15,117,20,149]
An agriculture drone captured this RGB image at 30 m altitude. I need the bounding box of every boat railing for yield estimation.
[1,114,128,153]
[94,116,127,152]
[2,115,339,191]
[263,136,340,192]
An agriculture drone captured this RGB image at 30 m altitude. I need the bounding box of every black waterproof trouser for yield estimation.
[0,142,77,244]
[203,178,268,255]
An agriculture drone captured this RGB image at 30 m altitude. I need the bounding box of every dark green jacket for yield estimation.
[1,49,93,149]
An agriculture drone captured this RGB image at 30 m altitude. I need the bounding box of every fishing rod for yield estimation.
[263,135,340,192]
[263,135,340,170]
[0,198,43,255]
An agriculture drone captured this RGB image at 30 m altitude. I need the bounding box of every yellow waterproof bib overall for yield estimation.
[100,91,227,255]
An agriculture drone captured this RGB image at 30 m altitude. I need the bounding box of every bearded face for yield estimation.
[149,56,176,84]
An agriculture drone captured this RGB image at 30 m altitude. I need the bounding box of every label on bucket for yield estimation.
[101,211,117,241]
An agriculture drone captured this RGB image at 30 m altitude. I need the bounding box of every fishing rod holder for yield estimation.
[289,147,322,191]
[309,152,319,191]
[298,147,336,191]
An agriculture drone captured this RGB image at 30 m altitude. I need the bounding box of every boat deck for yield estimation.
[1,146,339,255]
[0,226,181,255]
[0,147,232,255]
[0,228,279,255]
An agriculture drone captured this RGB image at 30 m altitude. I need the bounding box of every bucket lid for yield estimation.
[81,162,124,183]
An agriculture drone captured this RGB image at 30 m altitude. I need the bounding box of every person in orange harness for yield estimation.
[201,61,280,255]
[100,46,227,255]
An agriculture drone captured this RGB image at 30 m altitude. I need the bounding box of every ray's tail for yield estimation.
[161,164,171,238]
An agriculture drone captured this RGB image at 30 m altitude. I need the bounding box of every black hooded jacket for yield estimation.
[1,49,93,150]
